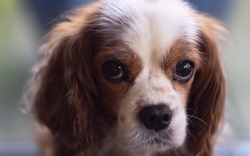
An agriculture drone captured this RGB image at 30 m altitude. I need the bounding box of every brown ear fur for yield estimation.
[28,3,101,154]
[187,16,226,155]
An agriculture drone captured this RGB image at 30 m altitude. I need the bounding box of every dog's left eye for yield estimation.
[173,60,194,82]
[101,60,128,83]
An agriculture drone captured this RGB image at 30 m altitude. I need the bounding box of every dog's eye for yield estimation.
[101,60,128,83]
[173,60,194,82]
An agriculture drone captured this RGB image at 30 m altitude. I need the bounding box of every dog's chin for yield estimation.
[117,128,185,153]
[121,138,176,153]
[138,138,173,152]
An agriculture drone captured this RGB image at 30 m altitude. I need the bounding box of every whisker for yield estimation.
[186,108,195,112]
[187,118,195,131]
[99,117,116,132]
[186,129,197,144]
[187,115,211,131]
[186,107,198,121]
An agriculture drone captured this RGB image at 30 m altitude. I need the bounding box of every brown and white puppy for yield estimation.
[25,0,226,155]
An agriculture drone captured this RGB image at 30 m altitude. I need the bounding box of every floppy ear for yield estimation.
[27,4,101,154]
[186,16,226,155]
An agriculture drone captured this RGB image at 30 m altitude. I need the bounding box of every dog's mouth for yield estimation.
[125,130,173,150]
[125,136,173,152]
[145,131,172,146]
[147,138,168,145]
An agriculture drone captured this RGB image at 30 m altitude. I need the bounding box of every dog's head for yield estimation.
[26,0,226,155]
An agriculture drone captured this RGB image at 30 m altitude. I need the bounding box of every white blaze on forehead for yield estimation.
[100,0,198,69]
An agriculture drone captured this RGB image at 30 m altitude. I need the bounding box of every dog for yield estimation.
[25,0,226,155]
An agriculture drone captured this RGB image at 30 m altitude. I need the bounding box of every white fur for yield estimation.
[99,0,199,153]
[101,0,198,63]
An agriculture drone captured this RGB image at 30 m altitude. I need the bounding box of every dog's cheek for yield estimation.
[169,105,188,147]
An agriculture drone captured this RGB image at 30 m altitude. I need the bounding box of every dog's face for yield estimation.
[28,0,226,155]
[93,0,201,152]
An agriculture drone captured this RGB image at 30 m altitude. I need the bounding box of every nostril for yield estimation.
[139,104,172,131]
[162,114,171,122]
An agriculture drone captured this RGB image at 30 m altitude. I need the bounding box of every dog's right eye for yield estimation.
[101,60,129,83]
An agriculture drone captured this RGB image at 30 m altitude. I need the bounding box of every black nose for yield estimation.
[139,104,172,132]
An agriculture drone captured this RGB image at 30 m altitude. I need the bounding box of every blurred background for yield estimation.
[0,0,250,155]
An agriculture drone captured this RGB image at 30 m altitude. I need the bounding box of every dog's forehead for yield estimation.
[98,0,199,67]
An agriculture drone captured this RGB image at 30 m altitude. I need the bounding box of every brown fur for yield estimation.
[30,3,103,155]
[163,39,202,101]
[186,16,226,156]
